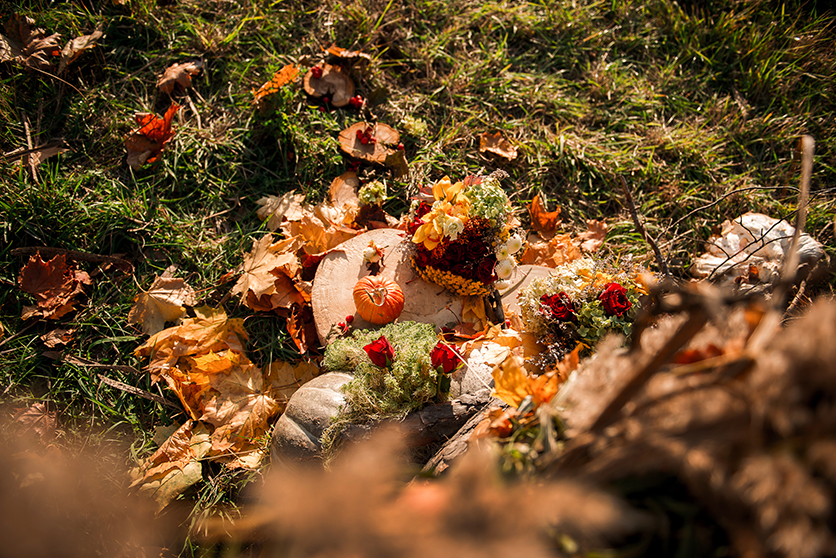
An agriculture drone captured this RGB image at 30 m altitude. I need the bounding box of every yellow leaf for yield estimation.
[491,355,532,408]
[128,267,196,335]
[264,360,320,408]
[232,234,299,299]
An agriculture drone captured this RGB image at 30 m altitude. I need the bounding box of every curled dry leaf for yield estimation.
[479,131,518,161]
[0,14,61,71]
[303,63,354,107]
[256,190,307,232]
[578,219,608,252]
[338,122,400,164]
[18,253,89,320]
[128,267,197,336]
[529,194,561,238]
[40,327,75,348]
[156,61,202,94]
[324,43,373,68]
[316,171,361,227]
[491,354,559,409]
[18,143,70,170]
[58,25,104,75]
[124,103,179,169]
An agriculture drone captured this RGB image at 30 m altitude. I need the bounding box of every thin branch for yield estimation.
[668,185,799,232]
[619,176,670,276]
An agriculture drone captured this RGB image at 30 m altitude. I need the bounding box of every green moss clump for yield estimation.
[322,321,440,423]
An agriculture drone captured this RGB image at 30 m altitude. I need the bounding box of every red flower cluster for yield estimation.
[408,214,498,285]
[348,95,364,109]
[430,342,461,375]
[539,292,576,322]
[598,282,632,317]
[364,335,394,367]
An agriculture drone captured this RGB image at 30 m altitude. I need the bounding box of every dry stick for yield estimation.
[96,374,181,411]
[619,176,670,277]
[20,111,37,182]
[589,308,709,434]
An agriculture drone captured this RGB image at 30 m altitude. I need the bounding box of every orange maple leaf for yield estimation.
[18,253,89,320]
[491,355,560,409]
[124,103,179,169]
[529,194,561,238]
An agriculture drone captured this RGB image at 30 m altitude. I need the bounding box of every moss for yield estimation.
[323,320,440,420]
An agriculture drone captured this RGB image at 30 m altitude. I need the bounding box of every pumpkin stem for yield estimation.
[365,285,388,307]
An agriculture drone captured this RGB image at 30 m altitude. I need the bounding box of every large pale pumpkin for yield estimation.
[352,275,404,324]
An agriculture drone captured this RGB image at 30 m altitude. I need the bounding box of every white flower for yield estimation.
[363,246,381,263]
[443,216,464,240]
[495,258,514,279]
[494,278,512,290]
[495,243,511,260]
[506,234,523,254]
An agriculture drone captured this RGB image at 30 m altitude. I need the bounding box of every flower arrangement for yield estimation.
[406,173,522,296]
[358,180,387,206]
[516,256,649,368]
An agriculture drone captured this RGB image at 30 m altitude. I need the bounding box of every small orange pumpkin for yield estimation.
[353,276,405,325]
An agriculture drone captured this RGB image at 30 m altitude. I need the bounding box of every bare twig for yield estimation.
[668,185,799,232]
[11,247,133,270]
[619,176,670,276]
[20,111,37,182]
[96,373,181,410]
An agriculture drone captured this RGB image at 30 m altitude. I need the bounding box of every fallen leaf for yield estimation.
[491,354,560,409]
[128,267,197,335]
[157,61,202,94]
[202,364,281,456]
[264,360,320,407]
[40,328,75,348]
[673,343,725,365]
[124,103,180,170]
[252,63,299,109]
[287,212,359,256]
[519,232,581,268]
[553,343,583,378]
[135,306,249,374]
[57,25,103,74]
[479,131,518,161]
[461,295,488,330]
[529,194,561,238]
[0,14,61,71]
[13,402,56,443]
[578,219,607,252]
[18,253,86,320]
[232,235,300,299]
[131,420,212,511]
[302,63,354,107]
[256,190,307,232]
[324,43,373,67]
[287,303,318,354]
[329,171,361,213]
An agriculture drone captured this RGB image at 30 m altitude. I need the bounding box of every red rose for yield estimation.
[467,240,488,259]
[430,342,461,375]
[414,249,431,268]
[539,292,576,322]
[475,258,496,284]
[598,282,632,317]
[364,335,395,367]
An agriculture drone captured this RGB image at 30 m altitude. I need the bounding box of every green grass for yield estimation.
[1,0,835,554]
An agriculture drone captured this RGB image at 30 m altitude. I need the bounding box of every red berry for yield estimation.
[360,137,369,145]
[311,66,323,78]
[397,143,404,150]
[322,96,330,104]
[338,321,345,328]
[345,315,354,324]
[356,130,363,138]
[318,106,326,112]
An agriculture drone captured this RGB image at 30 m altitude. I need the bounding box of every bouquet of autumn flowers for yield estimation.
[516,257,650,367]
[406,173,522,297]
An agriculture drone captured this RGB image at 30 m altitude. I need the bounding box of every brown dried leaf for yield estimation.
[1,14,61,71]
[461,295,488,331]
[13,401,56,443]
[232,235,300,299]
[529,194,561,238]
[40,327,75,348]
[256,190,307,232]
[287,303,318,354]
[302,63,354,107]
[329,171,361,211]
[479,131,518,161]
[156,61,202,94]
[128,268,197,335]
[18,253,86,320]
[324,43,373,67]
[578,219,608,252]
[57,25,103,74]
